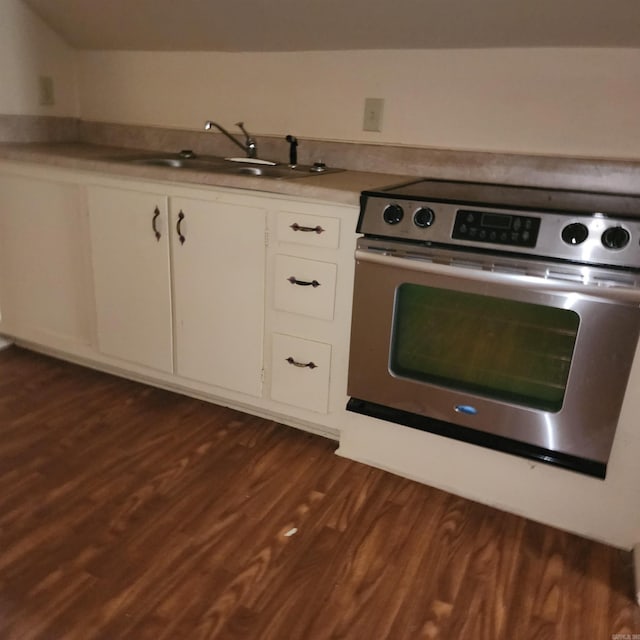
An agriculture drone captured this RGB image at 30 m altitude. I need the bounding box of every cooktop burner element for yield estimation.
[358,179,640,270]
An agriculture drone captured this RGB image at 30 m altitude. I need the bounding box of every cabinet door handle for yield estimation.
[286,357,317,369]
[288,276,320,288]
[176,211,186,245]
[290,223,325,234]
[152,206,161,241]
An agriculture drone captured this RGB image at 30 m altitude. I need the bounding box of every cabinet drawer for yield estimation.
[276,211,340,249]
[271,333,331,413]
[274,255,337,320]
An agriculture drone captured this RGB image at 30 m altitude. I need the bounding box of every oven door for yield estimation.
[347,239,640,478]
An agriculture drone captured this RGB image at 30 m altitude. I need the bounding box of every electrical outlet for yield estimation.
[363,97,384,132]
[38,76,55,106]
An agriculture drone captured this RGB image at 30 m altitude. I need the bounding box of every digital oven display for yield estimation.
[452,209,540,247]
[481,212,512,229]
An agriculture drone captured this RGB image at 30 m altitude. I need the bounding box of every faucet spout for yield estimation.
[204,120,258,159]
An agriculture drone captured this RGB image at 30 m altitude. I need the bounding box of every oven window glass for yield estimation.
[390,284,580,412]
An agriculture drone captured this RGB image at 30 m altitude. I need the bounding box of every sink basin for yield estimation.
[131,157,192,168]
[232,165,310,179]
[109,153,343,179]
[123,155,230,170]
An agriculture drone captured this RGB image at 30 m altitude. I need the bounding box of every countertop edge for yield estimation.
[0,142,410,207]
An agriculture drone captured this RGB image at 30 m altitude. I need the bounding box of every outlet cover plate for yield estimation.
[38,76,55,106]
[363,97,384,132]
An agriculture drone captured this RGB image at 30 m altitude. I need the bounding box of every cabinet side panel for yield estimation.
[0,174,91,347]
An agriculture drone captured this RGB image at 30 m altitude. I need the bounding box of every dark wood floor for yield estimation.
[0,346,638,639]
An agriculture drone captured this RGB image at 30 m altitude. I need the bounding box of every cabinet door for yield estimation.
[0,173,91,347]
[170,196,266,397]
[88,185,173,373]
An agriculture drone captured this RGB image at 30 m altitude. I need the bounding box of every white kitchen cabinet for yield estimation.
[88,185,173,373]
[273,255,337,320]
[87,186,267,397]
[0,158,358,440]
[267,200,358,422]
[170,196,266,397]
[0,171,91,349]
[271,332,331,413]
[276,210,341,249]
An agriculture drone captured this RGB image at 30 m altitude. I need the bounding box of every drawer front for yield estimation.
[277,211,340,249]
[271,333,331,413]
[274,255,337,320]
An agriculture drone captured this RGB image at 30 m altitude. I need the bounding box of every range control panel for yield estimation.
[357,193,640,270]
[452,209,541,247]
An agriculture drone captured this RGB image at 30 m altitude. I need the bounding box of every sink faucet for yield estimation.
[204,121,257,158]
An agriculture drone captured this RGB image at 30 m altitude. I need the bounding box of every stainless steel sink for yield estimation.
[228,164,328,180]
[123,155,232,171]
[130,157,193,168]
[110,153,343,179]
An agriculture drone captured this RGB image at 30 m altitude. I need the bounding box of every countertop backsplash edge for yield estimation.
[1,115,640,195]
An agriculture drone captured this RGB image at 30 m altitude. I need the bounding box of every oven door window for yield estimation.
[390,284,580,412]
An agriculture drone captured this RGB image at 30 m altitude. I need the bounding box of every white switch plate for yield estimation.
[38,75,55,106]
[363,97,384,132]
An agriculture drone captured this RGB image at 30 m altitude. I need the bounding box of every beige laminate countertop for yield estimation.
[0,142,411,207]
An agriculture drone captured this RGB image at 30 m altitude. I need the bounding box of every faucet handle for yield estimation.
[235,122,257,158]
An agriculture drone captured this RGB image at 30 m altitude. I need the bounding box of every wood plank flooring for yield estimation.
[0,346,638,639]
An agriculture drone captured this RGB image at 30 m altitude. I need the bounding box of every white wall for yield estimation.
[0,3,636,161]
[77,48,640,159]
[0,0,78,117]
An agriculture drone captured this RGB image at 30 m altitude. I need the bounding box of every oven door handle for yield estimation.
[355,248,640,305]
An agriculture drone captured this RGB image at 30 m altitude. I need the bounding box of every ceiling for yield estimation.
[23,0,640,51]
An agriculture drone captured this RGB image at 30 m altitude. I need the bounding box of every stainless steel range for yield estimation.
[346,178,640,478]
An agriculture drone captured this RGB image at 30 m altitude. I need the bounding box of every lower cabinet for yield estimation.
[88,185,173,373]
[273,255,337,320]
[87,184,267,397]
[170,196,266,397]
[0,171,91,348]
[0,161,357,437]
[270,333,332,413]
[267,204,357,422]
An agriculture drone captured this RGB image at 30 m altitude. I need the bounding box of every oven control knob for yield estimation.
[383,204,404,225]
[561,222,589,245]
[413,207,435,228]
[601,226,630,250]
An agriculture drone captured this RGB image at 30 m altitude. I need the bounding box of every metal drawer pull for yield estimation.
[286,357,317,369]
[288,276,320,287]
[176,211,186,245]
[290,223,325,234]
[152,206,161,241]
